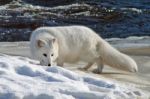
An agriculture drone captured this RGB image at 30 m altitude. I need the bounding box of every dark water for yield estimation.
[0,0,150,41]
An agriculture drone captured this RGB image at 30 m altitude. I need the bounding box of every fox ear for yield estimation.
[52,38,57,43]
[37,39,45,48]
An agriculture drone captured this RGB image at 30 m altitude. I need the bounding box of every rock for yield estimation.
[22,0,76,7]
[0,0,13,5]
[0,0,149,41]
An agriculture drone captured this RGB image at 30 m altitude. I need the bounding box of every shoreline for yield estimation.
[0,36,150,56]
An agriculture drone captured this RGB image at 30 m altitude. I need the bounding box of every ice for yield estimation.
[0,54,149,99]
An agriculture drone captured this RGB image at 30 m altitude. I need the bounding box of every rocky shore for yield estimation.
[0,0,150,41]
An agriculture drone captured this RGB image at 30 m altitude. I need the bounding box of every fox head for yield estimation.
[36,38,59,66]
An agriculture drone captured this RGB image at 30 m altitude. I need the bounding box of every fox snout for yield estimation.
[48,63,51,66]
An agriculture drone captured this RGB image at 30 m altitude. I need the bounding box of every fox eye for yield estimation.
[43,53,47,57]
[51,54,54,56]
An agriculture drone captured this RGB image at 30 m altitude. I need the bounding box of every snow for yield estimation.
[0,54,149,99]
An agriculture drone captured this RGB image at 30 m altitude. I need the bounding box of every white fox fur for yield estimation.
[30,25,138,73]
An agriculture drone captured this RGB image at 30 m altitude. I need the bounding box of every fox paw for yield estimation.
[78,67,87,71]
[92,68,102,74]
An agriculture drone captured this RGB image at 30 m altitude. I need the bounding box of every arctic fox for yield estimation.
[30,26,138,73]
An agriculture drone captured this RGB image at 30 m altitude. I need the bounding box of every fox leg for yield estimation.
[57,60,64,67]
[56,58,64,67]
[93,57,104,74]
[78,62,94,71]
[57,62,64,67]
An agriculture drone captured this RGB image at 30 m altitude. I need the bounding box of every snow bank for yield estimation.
[0,54,149,99]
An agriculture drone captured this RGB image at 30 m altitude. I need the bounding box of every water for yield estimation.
[0,0,150,41]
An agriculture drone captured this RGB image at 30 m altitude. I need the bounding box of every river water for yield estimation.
[0,0,150,41]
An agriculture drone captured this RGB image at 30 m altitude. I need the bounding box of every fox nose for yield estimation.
[48,64,51,66]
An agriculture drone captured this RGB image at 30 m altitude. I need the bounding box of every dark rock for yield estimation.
[0,0,13,5]
[22,0,76,7]
[0,0,150,41]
